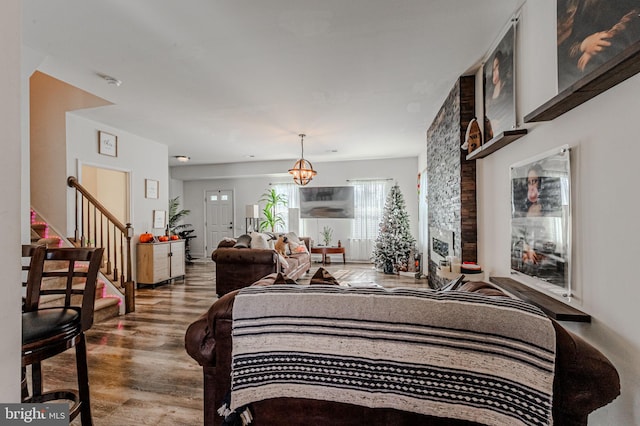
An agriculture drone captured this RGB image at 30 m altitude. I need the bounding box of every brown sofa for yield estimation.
[211,237,311,296]
[185,279,620,426]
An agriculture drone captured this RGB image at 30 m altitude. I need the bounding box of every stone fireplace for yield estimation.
[426,76,477,288]
[429,227,454,265]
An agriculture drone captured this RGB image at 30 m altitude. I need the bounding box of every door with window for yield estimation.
[205,189,234,255]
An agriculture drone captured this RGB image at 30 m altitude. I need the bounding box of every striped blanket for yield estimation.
[230,285,556,426]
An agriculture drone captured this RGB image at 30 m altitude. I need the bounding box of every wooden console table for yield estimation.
[310,246,346,265]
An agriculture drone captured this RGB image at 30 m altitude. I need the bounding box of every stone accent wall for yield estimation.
[426,76,476,287]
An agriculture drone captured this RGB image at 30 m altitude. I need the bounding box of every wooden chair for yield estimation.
[21,244,46,399]
[22,246,104,426]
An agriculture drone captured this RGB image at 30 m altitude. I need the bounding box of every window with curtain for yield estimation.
[348,179,389,261]
[271,183,302,234]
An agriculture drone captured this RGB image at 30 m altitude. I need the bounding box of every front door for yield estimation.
[205,189,234,255]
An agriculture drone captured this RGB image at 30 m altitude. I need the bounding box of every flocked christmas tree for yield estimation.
[373,183,415,273]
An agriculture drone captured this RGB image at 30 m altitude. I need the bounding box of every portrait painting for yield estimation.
[483,24,516,142]
[557,0,640,93]
[510,146,572,295]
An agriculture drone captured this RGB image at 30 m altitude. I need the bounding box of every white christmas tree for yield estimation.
[373,184,415,273]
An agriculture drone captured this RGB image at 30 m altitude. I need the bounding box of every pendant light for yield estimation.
[288,133,317,186]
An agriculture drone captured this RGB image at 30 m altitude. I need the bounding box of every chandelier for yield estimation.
[288,133,317,186]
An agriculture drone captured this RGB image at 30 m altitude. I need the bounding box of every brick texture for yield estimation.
[426,76,477,287]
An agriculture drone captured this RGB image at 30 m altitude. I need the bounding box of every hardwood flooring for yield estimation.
[37,260,428,425]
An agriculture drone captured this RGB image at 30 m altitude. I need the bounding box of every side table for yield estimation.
[310,246,346,266]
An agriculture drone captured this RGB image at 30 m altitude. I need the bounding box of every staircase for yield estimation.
[30,209,122,323]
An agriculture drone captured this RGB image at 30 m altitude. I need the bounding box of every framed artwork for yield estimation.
[557,0,640,93]
[510,146,571,297]
[483,23,516,142]
[98,131,118,157]
[153,210,166,229]
[145,179,159,199]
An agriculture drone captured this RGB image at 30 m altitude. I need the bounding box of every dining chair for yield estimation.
[21,244,46,399]
[22,246,104,426]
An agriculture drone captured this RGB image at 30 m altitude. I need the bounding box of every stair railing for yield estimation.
[67,176,135,313]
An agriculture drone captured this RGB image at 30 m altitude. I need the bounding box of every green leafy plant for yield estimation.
[258,188,288,232]
[168,196,191,235]
[321,226,333,246]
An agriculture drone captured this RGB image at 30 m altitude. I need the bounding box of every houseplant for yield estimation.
[168,196,191,235]
[320,226,333,246]
[258,188,288,232]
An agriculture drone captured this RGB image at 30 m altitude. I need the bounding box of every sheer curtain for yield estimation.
[349,179,390,261]
[271,183,302,235]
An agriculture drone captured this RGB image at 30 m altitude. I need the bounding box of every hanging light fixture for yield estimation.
[289,133,317,186]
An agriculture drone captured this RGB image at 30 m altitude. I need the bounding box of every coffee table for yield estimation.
[310,246,346,265]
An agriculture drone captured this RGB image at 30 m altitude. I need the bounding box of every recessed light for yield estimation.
[327,149,338,153]
[100,74,122,87]
[174,155,190,162]
[246,155,255,158]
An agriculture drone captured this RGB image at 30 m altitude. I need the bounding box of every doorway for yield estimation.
[205,189,234,255]
[80,165,130,224]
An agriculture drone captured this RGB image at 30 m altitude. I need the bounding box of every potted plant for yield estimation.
[258,189,288,232]
[168,196,191,235]
[320,226,333,246]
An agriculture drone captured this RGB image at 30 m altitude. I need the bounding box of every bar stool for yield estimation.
[22,247,104,426]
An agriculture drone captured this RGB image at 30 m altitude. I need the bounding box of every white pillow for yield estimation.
[288,240,308,254]
[285,231,301,244]
[250,232,270,249]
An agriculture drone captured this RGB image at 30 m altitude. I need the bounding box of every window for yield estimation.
[270,183,301,234]
[350,180,389,239]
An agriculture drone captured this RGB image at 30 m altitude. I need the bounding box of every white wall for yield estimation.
[174,157,419,259]
[66,113,169,249]
[1,0,22,401]
[477,1,639,423]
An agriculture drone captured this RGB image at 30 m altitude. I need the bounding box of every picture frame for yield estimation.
[153,210,166,229]
[510,145,572,298]
[557,1,640,94]
[145,179,159,199]
[483,22,516,143]
[98,131,118,157]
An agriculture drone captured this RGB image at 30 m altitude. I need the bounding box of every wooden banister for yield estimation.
[67,176,136,312]
[67,177,127,231]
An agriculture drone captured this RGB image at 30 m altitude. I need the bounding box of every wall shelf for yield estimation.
[489,276,590,322]
[524,41,640,123]
[466,129,528,160]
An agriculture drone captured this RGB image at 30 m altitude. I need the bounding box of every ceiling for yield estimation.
[22,0,523,167]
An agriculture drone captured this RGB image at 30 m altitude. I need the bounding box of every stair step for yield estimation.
[93,297,120,323]
[28,212,123,322]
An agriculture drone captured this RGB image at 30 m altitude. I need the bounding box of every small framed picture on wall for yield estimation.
[153,210,166,229]
[145,179,159,199]
[98,131,118,157]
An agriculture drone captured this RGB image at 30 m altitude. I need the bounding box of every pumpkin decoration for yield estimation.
[170,235,179,240]
[139,232,154,243]
[158,235,170,242]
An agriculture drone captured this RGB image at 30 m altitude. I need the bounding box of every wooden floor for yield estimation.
[38,260,428,425]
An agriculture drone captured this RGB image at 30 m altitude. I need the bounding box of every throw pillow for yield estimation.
[310,267,341,286]
[288,240,308,254]
[233,234,252,249]
[250,232,270,249]
[218,238,236,248]
[273,272,298,285]
[285,231,301,244]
